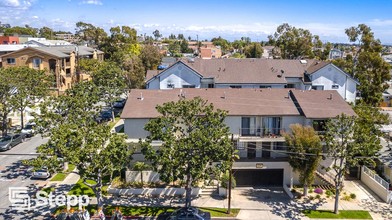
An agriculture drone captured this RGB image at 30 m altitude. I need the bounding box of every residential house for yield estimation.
[328,48,343,60]
[121,88,355,187]
[0,45,104,94]
[145,58,358,103]
[200,46,222,59]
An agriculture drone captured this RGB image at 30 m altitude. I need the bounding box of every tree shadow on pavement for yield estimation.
[239,187,327,220]
[0,161,32,180]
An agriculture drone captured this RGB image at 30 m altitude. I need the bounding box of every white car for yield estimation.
[31,169,51,179]
[21,122,36,137]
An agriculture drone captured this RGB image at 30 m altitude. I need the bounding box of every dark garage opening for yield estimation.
[233,169,284,186]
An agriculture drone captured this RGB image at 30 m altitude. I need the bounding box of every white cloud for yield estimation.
[80,0,102,5]
[32,15,38,19]
[368,19,392,27]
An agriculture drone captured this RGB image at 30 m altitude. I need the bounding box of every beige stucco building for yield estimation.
[0,45,104,94]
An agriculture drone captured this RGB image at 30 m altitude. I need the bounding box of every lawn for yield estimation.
[50,173,67,181]
[55,206,240,218]
[303,210,372,219]
[68,179,109,197]
[67,164,76,172]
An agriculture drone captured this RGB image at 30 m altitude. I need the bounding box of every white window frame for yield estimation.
[32,58,42,68]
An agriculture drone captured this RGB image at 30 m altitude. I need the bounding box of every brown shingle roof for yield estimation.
[121,88,300,119]
[305,60,330,74]
[145,58,329,84]
[291,90,356,119]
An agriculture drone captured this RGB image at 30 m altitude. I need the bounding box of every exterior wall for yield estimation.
[124,118,150,139]
[224,116,241,135]
[152,62,202,89]
[281,116,305,133]
[233,161,296,185]
[310,64,357,103]
[361,166,391,203]
[0,36,19,44]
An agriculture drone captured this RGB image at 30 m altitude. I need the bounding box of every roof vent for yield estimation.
[221,91,226,99]
[300,60,307,64]
[188,58,195,63]
[137,92,144,100]
[328,93,333,100]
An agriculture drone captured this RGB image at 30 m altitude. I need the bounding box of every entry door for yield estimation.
[247,142,256,159]
[241,117,250,135]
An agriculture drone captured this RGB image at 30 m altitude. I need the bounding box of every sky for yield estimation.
[1,0,392,43]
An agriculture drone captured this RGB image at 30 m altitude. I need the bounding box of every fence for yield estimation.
[361,166,391,203]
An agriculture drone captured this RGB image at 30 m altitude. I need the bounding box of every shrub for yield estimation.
[315,194,321,200]
[309,195,314,200]
[342,195,351,201]
[326,190,333,197]
[220,171,236,189]
[314,188,323,194]
[350,193,356,199]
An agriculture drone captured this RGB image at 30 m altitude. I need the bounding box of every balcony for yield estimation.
[235,157,288,162]
[239,127,285,137]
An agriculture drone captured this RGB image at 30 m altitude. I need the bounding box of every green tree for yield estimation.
[344,24,391,106]
[168,41,181,56]
[211,36,230,54]
[31,81,132,210]
[0,68,15,136]
[244,42,263,58]
[284,124,322,196]
[91,62,127,121]
[140,44,162,70]
[75,21,107,47]
[39,26,55,39]
[4,25,38,37]
[324,114,358,214]
[153,29,162,40]
[122,55,146,89]
[9,67,49,128]
[141,97,232,207]
[268,23,318,59]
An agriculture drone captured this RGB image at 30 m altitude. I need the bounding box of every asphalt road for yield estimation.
[0,135,49,219]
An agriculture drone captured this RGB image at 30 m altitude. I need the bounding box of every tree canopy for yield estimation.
[141,97,232,207]
[284,124,322,196]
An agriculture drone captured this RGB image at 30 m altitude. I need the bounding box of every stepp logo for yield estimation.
[9,187,31,211]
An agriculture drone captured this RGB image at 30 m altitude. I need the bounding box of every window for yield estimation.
[6,58,16,64]
[229,85,242,88]
[285,84,295,88]
[313,120,327,134]
[167,83,175,88]
[208,83,214,88]
[311,85,324,90]
[262,117,281,135]
[332,84,339,89]
[32,58,42,68]
[182,85,196,88]
[260,85,271,88]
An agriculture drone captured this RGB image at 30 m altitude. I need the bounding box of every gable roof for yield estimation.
[0,45,103,59]
[306,61,359,84]
[145,60,203,84]
[291,90,356,119]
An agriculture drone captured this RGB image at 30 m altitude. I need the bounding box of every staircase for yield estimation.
[315,170,335,191]
[200,185,218,196]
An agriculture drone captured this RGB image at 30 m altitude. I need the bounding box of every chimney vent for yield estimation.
[138,92,144,100]
[328,93,333,100]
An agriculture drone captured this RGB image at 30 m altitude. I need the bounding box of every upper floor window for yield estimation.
[6,58,16,64]
[167,83,175,89]
[182,85,196,88]
[230,85,242,88]
[32,58,42,69]
[332,85,339,89]
[260,85,271,88]
[311,85,324,90]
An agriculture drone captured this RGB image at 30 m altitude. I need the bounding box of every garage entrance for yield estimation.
[233,169,284,186]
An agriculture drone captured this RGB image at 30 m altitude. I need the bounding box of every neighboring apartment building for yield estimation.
[145,58,358,103]
[0,36,19,44]
[200,46,222,59]
[0,45,104,94]
[121,88,355,186]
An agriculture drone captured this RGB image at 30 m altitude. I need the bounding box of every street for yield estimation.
[0,135,49,219]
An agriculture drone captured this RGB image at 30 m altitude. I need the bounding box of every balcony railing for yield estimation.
[239,127,284,137]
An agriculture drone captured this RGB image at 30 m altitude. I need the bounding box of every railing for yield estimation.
[363,166,390,189]
[239,127,284,137]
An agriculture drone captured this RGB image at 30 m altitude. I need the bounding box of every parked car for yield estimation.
[21,122,36,137]
[31,169,51,179]
[0,133,26,151]
[95,110,113,123]
[167,207,211,220]
[113,98,126,108]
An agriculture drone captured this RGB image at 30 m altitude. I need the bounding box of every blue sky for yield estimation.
[1,0,392,43]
